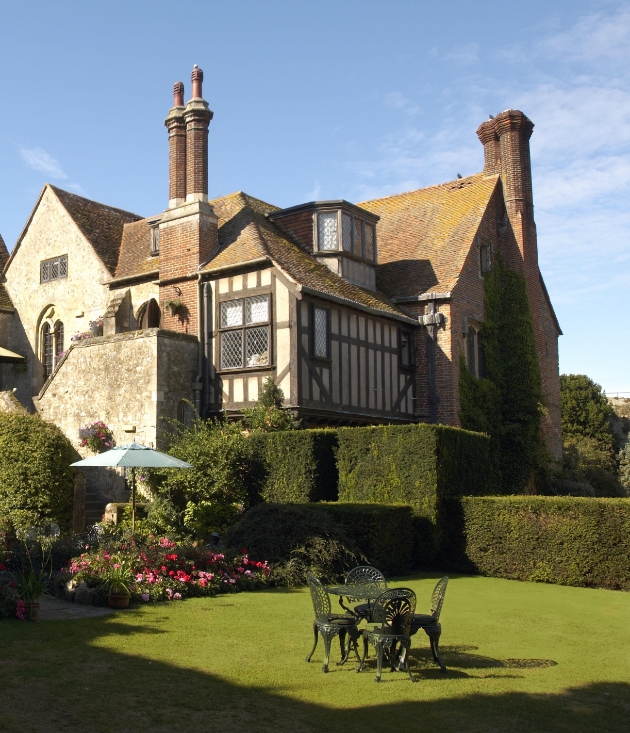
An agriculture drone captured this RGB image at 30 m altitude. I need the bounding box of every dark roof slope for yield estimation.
[0,234,9,271]
[0,285,13,308]
[50,186,143,275]
[360,173,499,299]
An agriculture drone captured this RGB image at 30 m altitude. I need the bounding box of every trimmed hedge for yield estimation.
[224,502,413,577]
[336,423,492,563]
[249,429,338,503]
[462,496,630,590]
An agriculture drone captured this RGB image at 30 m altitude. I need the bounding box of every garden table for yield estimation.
[326,583,388,619]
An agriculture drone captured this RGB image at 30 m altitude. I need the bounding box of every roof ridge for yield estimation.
[358,171,492,206]
[49,184,143,221]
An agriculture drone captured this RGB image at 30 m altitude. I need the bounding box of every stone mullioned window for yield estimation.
[40,255,68,283]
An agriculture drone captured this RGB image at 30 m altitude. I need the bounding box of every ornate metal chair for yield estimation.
[400,576,449,673]
[305,573,361,673]
[358,587,417,683]
[344,565,388,621]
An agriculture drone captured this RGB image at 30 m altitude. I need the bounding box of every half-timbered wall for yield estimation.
[297,296,416,423]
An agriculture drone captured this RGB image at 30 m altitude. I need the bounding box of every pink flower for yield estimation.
[136,574,143,582]
[113,563,121,569]
[173,592,182,600]
[16,599,25,621]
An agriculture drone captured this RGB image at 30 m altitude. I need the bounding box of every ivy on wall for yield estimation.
[460,254,547,494]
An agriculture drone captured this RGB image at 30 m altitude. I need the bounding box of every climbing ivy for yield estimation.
[459,254,548,494]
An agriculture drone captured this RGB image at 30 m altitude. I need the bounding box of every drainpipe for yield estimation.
[193,273,203,416]
[418,302,445,423]
[202,281,211,418]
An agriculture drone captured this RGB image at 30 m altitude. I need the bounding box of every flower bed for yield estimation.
[66,536,271,603]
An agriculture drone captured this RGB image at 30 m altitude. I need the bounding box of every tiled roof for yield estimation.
[0,284,13,309]
[115,218,160,279]
[359,173,499,299]
[203,192,411,320]
[0,233,9,272]
[50,186,143,276]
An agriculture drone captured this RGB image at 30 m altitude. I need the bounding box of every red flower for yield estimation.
[0,563,6,571]
[239,548,248,555]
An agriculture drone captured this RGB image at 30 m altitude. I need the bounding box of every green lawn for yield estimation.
[0,575,629,732]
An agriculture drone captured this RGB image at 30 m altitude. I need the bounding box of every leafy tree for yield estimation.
[460,254,547,493]
[619,441,630,495]
[242,377,296,433]
[0,413,77,533]
[560,374,616,451]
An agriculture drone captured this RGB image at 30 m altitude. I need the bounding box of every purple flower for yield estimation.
[141,593,150,602]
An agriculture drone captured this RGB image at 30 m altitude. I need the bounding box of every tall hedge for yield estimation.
[462,496,630,590]
[0,413,77,533]
[336,423,492,563]
[249,429,338,503]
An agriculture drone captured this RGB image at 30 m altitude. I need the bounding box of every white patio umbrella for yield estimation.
[71,442,193,532]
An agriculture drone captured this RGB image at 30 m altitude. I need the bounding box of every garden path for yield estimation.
[38,596,119,621]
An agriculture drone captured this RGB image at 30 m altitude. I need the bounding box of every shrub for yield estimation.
[461,496,630,590]
[224,502,413,583]
[242,377,296,432]
[336,423,491,562]
[149,417,256,537]
[249,429,338,503]
[0,413,77,533]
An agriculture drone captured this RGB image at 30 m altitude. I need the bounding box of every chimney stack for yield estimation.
[184,65,213,202]
[476,119,501,175]
[165,82,186,208]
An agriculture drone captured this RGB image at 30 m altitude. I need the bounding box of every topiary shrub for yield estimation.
[0,413,77,533]
[336,423,491,563]
[249,429,338,503]
[461,495,630,590]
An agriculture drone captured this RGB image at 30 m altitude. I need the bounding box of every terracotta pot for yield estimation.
[23,602,40,622]
[108,594,130,609]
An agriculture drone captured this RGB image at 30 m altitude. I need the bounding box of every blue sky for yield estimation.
[0,0,628,393]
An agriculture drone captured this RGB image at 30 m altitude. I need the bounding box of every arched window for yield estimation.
[42,323,53,378]
[177,399,194,428]
[54,322,64,364]
[139,299,161,329]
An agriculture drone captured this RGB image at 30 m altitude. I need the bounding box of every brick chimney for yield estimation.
[184,65,213,203]
[476,119,501,175]
[159,67,218,335]
[165,82,186,208]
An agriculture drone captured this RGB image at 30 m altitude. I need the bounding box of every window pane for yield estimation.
[313,307,328,358]
[59,256,67,277]
[55,323,64,357]
[246,327,269,367]
[364,224,375,261]
[221,330,243,369]
[246,295,269,324]
[43,324,53,378]
[41,261,49,282]
[318,212,338,251]
[353,219,363,257]
[467,326,477,376]
[342,214,353,252]
[400,330,410,366]
[480,244,492,274]
[221,299,243,328]
[477,332,486,378]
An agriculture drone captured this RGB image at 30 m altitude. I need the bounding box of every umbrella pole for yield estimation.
[131,467,136,535]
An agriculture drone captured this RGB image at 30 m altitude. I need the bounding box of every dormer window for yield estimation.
[316,210,376,262]
[149,224,160,255]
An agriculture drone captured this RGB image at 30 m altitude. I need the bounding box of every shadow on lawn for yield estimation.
[0,615,628,733]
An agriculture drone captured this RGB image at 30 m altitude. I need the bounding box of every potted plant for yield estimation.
[162,298,185,317]
[16,569,49,621]
[78,420,115,454]
[101,562,132,609]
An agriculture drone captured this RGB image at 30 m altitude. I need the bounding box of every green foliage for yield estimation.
[0,413,77,533]
[224,502,413,582]
[555,375,623,496]
[149,417,255,537]
[461,496,630,590]
[620,441,630,494]
[249,429,339,503]
[336,423,492,562]
[459,255,547,493]
[242,377,296,432]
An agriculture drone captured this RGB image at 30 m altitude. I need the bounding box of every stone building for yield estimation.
[0,67,561,521]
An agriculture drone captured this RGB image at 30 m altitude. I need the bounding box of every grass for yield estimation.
[0,574,629,732]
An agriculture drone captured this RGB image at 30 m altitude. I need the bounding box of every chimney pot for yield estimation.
[173,82,184,108]
[191,65,204,99]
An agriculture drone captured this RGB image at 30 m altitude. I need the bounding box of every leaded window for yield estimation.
[312,306,329,359]
[364,223,375,261]
[480,242,492,274]
[342,214,353,252]
[400,329,413,367]
[220,294,270,370]
[42,323,53,378]
[317,212,338,251]
[40,255,68,283]
[353,218,363,257]
[55,322,64,363]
